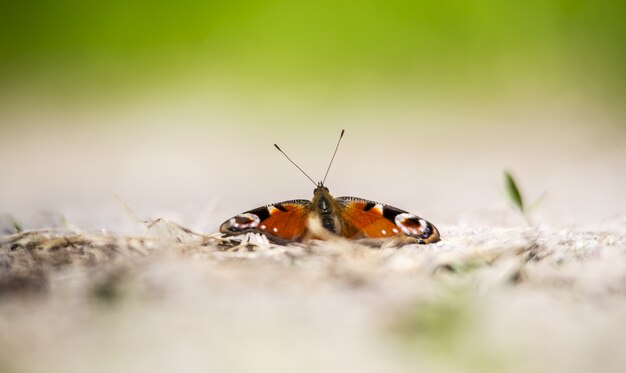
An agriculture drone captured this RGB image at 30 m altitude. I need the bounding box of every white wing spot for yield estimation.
[260,224,266,230]
[273,227,278,233]
[419,219,427,232]
[392,228,399,234]
[381,229,387,235]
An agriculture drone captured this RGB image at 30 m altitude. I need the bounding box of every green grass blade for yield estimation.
[504,171,524,213]
[9,216,23,233]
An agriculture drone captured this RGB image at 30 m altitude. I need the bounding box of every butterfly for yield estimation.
[219,130,440,245]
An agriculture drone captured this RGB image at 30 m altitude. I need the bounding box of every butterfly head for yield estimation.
[314,181,329,193]
[314,182,331,200]
[312,182,335,214]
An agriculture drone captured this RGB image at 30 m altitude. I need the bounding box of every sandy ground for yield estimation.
[1,94,626,373]
[1,220,626,373]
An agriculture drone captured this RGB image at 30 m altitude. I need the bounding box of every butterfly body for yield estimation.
[220,183,440,245]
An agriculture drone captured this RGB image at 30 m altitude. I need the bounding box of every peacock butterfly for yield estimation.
[219,130,440,245]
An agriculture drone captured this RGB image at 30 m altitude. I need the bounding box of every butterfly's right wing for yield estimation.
[336,197,440,244]
[219,200,312,243]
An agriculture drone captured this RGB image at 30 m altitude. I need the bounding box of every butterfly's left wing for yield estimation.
[219,200,312,243]
[336,197,440,244]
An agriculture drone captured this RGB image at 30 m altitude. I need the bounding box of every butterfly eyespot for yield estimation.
[227,213,260,231]
[395,213,429,237]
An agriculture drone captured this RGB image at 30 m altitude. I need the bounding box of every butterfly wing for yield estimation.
[219,200,312,243]
[336,197,440,244]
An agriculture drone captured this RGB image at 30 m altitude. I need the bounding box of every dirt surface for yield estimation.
[2,220,626,373]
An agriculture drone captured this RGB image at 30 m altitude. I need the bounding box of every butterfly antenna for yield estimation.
[274,144,317,187]
[322,129,345,185]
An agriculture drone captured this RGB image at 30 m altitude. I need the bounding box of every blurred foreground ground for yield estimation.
[1,222,626,373]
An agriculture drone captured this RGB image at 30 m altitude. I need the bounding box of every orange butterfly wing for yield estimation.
[337,197,440,244]
[219,200,311,243]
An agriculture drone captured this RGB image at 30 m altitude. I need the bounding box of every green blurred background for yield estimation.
[1,0,625,230]
[1,0,625,105]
